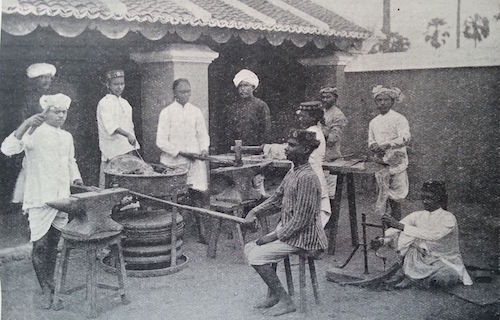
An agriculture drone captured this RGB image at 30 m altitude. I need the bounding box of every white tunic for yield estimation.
[97,94,139,161]
[156,101,210,192]
[385,208,472,285]
[1,123,81,241]
[368,109,410,175]
[369,110,411,214]
[306,125,331,226]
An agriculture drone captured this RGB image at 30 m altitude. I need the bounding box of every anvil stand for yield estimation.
[207,141,270,259]
[47,186,130,319]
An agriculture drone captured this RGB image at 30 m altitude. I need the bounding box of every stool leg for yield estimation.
[299,256,306,313]
[233,207,246,262]
[52,239,68,311]
[283,256,294,296]
[207,218,222,258]
[114,241,130,305]
[86,244,98,319]
[308,258,320,304]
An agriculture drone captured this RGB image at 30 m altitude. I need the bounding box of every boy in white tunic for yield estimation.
[368,85,411,219]
[1,93,83,308]
[156,78,210,242]
[96,69,140,187]
[372,181,472,289]
[296,101,331,227]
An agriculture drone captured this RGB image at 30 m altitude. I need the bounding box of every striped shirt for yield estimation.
[253,163,328,251]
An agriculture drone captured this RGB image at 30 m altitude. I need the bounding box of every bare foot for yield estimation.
[254,296,279,309]
[394,277,412,289]
[266,299,296,316]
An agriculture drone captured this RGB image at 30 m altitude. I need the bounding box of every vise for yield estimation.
[46,187,129,240]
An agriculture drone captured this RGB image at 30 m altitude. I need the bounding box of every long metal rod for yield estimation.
[128,190,247,224]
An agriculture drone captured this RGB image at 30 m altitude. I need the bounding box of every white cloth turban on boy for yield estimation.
[233,69,259,88]
[372,85,404,103]
[39,94,71,111]
[26,63,56,79]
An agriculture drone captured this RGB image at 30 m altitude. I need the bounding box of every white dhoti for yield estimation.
[27,206,68,242]
[374,168,408,216]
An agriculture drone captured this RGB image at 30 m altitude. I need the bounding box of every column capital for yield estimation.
[299,52,354,67]
[131,43,219,64]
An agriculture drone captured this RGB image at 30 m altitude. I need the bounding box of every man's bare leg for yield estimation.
[252,264,296,316]
[32,226,61,308]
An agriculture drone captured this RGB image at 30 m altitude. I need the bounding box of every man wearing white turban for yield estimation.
[11,63,58,207]
[369,86,411,220]
[1,93,83,309]
[225,69,271,149]
[22,63,57,120]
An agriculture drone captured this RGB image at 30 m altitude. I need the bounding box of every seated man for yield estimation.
[244,129,328,316]
[371,181,473,289]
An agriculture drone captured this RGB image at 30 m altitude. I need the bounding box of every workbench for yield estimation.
[210,154,385,255]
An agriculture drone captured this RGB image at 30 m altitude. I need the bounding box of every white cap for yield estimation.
[39,94,71,111]
[26,63,56,79]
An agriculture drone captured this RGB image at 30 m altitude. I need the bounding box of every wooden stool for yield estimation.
[52,232,129,319]
[280,251,320,313]
[207,199,246,260]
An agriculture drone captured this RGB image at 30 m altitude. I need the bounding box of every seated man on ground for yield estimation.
[244,129,328,316]
[371,181,473,289]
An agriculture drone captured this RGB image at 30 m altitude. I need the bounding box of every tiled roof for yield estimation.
[3,0,370,39]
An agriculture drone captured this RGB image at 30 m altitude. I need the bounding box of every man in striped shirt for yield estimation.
[244,129,328,316]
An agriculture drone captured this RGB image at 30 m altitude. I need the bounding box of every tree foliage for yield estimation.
[463,14,490,47]
[369,32,410,53]
[424,18,450,49]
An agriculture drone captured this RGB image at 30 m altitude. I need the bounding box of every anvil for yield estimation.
[211,162,271,203]
[46,187,129,240]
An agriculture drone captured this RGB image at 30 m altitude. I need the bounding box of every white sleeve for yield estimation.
[156,109,180,157]
[402,213,455,241]
[195,109,210,151]
[68,136,82,182]
[368,121,376,147]
[1,131,25,156]
[97,100,120,135]
[388,116,411,147]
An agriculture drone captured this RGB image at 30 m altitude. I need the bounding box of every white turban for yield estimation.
[26,63,56,79]
[372,85,404,103]
[39,94,71,111]
[233,69,259,88]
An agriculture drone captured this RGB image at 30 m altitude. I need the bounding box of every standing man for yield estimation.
[296,101,331,227]
[11,63,58,204]
[244,129,328,317]
[226,69,271,196]
[320,86,347,161]
[96,69,140,188]
[22,63,57,120]
[156,78,210,241]
[319,86,348,229]
[225,69,271,149]
[1,93,83,308]
[369,85,411,219]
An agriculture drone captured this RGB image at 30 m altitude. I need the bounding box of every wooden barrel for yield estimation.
[113,208,185,271]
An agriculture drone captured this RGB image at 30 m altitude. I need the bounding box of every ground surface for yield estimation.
[0,194,498,320]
